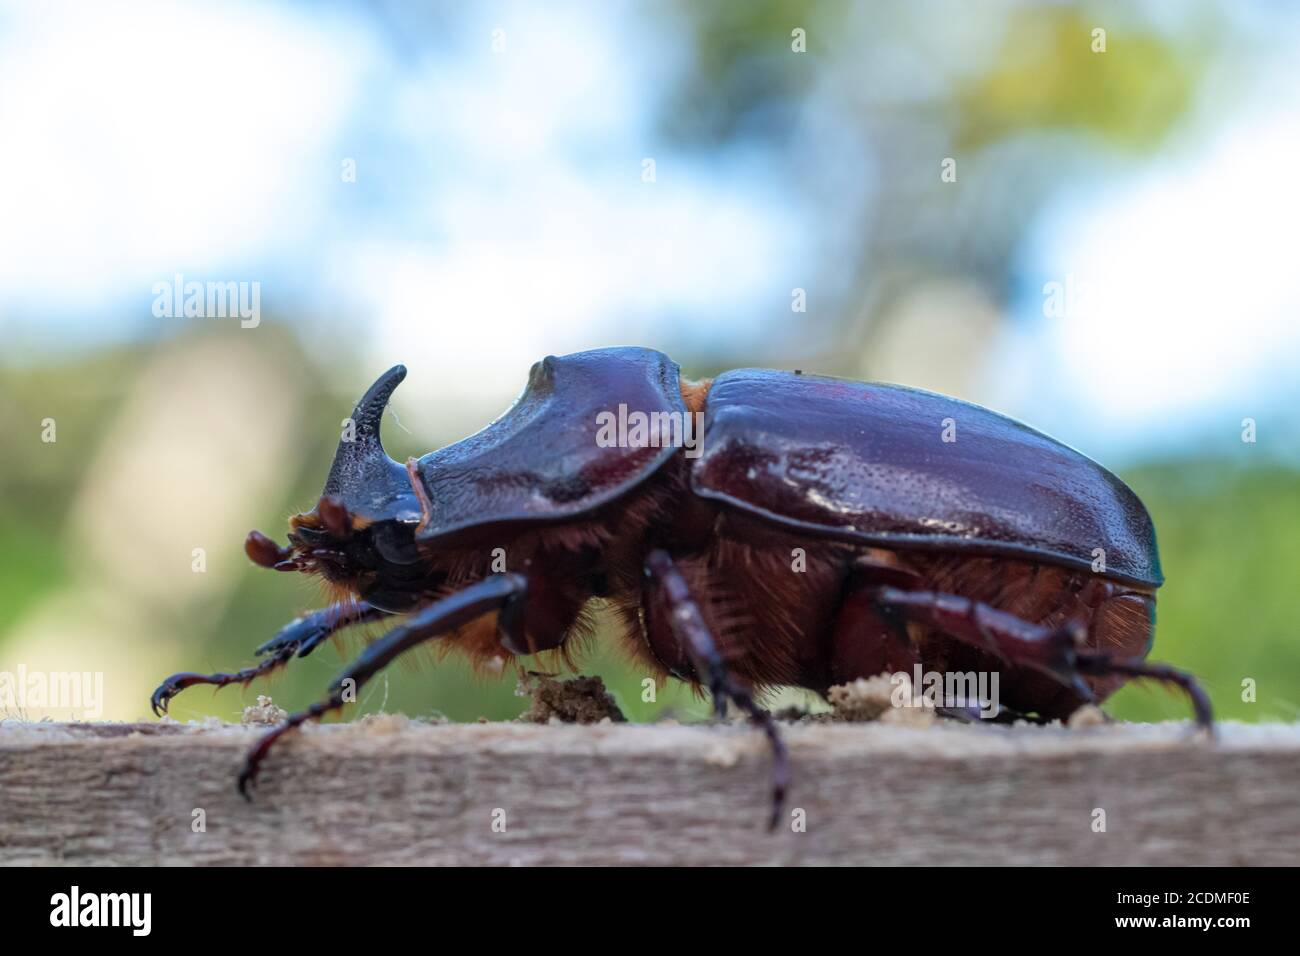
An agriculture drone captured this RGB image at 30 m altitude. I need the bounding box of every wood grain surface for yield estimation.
[1,718,1295,865]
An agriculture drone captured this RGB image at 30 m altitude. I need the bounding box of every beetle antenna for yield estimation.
[246,529,291,569]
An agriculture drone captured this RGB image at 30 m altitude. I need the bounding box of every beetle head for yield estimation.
[245,365,433,611]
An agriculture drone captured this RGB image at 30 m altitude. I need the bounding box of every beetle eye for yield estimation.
[371,522,420,565]
[292,526,331,547]
[362,587,422,613]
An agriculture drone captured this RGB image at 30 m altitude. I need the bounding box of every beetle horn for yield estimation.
[322,365,411,510]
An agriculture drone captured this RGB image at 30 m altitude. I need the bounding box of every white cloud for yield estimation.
[0,0,375,317]
[993,113,1300,459]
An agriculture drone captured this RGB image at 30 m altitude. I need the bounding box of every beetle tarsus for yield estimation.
[253,602,386,658]
[234,575,529,794]
[239,696,342,800]
[1075,652,1215,733]
[707,674,729,720]
[237,760,257,800]
[148,602,386,716]
[644,548,789,831]
[150,649,294,717]
[716,672,790,831]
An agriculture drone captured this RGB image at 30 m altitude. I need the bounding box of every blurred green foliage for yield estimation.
[666,1,1198,151]
[956,9,1197,150]
[1108,463,1300,722]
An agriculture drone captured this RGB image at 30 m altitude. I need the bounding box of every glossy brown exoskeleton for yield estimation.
[152,347,1212,828]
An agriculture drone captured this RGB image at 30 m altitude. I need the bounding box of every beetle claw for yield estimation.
[709,676,729,719]
[149,676,187,717]
[238,731,278,802]
[236,763,257,801]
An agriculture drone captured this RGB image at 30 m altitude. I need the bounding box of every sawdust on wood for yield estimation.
[1067,704,1108,728]
[241,695,287,726]
[827,674,937,727]
[515,673,626,724]
[355,712,413,734]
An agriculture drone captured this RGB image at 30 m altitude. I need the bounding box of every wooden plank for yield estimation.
[1,718,1296,865]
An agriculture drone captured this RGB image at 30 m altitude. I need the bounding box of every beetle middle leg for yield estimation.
[150,601,389,716]
[643,549,790,831]
[238,574,528,797]
[871,586,1213,729]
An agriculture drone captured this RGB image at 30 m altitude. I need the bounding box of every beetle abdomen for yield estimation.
[691,369,1162,587]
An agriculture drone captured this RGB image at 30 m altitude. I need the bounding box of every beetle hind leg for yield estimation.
[1074,652,1214,731]
[871,586,1213,730]
[149,601,388,716]
[644,549,790,832]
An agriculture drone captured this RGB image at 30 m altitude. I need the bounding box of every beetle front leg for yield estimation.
[644,549,790,831]
[872,586,1213,730]
[150,601,388,716]
[238,574,528,798]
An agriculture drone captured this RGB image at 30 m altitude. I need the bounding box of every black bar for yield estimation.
[2,866,1282,939]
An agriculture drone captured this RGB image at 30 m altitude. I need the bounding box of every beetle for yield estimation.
[151,346,1211,828]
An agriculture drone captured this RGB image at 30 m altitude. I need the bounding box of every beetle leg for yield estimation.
[149,601,387,717]
[237,574,527,798]
[644,549,789,832]
[829,574,920,686]
[832,576,1034,722]
[871,586,1213,729]
[1074,653,1214,731]
[933,701,1057,724]
[873,585,1089,689]
[252,601,389,658]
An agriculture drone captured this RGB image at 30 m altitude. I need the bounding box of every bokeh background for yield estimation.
[2,0,1297,726]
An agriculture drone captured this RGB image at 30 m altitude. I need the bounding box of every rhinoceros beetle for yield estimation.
[152,347,1211,829]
